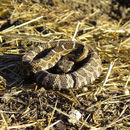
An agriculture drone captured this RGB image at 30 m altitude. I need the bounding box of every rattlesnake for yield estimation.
[22,41,102,90]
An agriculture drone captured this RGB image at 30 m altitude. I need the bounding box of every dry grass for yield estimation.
[0,0,129,129]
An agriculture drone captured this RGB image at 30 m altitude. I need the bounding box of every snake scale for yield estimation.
[22,41,102,90]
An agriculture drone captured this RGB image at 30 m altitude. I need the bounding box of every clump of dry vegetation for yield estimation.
[0,0,129,129]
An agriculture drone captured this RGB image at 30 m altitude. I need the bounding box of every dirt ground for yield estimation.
[0,0,129,129]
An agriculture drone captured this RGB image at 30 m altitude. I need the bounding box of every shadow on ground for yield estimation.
[0,54,35,88]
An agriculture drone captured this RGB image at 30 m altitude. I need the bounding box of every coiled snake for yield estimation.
[22,41,102,90]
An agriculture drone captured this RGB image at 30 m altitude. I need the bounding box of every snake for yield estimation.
[22,41,102,90]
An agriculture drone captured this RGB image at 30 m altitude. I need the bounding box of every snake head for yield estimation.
[57,59,74,73]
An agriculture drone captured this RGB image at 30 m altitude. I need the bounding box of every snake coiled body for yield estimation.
[22,41,102,90]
